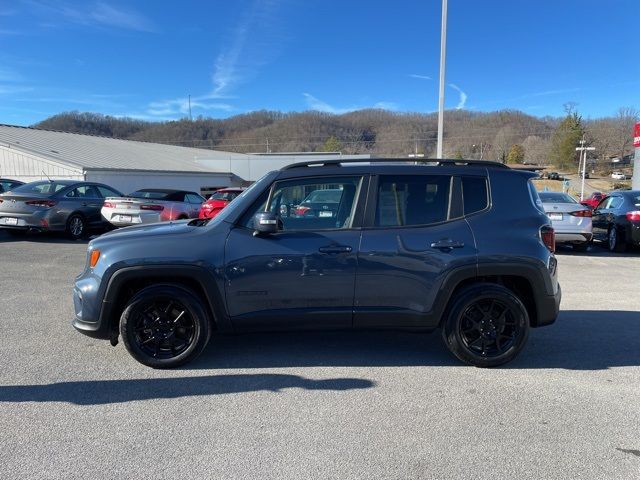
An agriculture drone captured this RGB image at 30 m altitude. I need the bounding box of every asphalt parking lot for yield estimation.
[1,231,639,479]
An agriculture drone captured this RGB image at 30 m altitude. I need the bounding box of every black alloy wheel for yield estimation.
[458,298,519,357]
[442,283,530,367]
[120,285,211,368]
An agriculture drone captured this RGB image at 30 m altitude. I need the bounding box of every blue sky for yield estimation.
[0,0,637,125]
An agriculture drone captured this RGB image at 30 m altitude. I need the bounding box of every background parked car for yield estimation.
[102,189,205,227]
[199,187,244,219]
[0,180,122,238]
[538,192,593,251]
[0,178,24,194]
[292,188,343,218]
[547,172,561,180]
[611,171,626,180]
[592,190,640,252]
[580,191,606,210]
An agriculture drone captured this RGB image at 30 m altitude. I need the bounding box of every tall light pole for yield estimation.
[436,0,448,159]
[575,136,595,201]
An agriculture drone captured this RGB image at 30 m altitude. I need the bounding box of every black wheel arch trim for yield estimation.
[431,261,558,329]
[98,264,231,339]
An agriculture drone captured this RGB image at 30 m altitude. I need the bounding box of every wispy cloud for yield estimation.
[211,0,286,96]
[25,1,156,32]
[525,87,581,98]
[303,93,399,113]
[147,98,235,117]
[409,74,432,80]
[0,29,26,36]
[141,0,287,119]
[449,83,467,109]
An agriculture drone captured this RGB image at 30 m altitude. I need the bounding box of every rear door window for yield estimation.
[375,175,451,227]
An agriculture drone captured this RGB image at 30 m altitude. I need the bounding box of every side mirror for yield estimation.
[253,212,279,235]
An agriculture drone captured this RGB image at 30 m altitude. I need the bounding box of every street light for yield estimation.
[436,0,448,159]
[576,138,595,201]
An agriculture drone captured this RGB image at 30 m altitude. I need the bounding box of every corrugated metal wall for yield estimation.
[85,170,234,195]
[0,146,83,182]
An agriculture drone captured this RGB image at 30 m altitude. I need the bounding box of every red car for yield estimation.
[199,187,245,219]
[580,191,607,210]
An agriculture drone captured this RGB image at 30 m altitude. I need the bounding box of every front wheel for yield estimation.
[441,283,530,367]
[120,285,212,368]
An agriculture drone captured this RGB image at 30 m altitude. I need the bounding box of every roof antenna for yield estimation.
[42,170,52,182]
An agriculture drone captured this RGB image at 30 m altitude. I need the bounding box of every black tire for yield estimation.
[607,226,627,253]
[120,285,212,368]
[441,283,530,368]
[66,214,86,240]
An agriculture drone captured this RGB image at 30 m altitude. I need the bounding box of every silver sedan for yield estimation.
[538,192,593,251]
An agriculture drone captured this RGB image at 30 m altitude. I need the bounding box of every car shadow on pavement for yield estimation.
[515,310,640,370]
[0,374,375,405]
[0,231,90,244]
[555,243,639,257]
[190,310,640,371]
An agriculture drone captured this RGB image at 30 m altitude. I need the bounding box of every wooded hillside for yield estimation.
[34,107,637,170]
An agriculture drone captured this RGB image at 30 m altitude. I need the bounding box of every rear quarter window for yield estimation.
[462,176,489,215]
[528,180,544,213]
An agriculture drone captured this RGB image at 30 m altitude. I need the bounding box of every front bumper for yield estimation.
[72,275,112,339]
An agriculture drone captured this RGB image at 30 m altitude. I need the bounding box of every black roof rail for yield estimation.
[280,158,510,170]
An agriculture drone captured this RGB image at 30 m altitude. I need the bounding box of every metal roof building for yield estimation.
[0,124,372,194]
[0,124,246,194]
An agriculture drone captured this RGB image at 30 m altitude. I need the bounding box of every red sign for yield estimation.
[635,122,640,148]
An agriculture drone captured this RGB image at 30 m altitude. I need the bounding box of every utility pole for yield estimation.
[436,0,448,159]
[188,94,192,121]
[266,138,270,154]
[575,135,595,201]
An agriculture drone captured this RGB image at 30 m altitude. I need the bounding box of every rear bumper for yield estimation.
[535,283,561,327]
[0,210,62,231]
[555,232,592,244]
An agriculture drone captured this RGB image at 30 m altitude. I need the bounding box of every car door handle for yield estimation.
[430,240,465,250]
[318,245,352,254]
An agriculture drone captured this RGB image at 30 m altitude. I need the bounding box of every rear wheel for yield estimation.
[66,214,86,240]
[441,283,530,367]
[608,226,626,253]
[120,285,211,368]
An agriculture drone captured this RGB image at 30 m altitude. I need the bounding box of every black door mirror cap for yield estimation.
[253,212,279,236]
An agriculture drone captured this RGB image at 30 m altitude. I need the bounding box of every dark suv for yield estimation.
[73,159,561,368]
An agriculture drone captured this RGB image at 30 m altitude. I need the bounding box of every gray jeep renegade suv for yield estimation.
[73,159,561,368]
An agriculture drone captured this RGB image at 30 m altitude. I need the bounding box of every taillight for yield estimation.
[26,199,57,208]
[103,201,115,208]
[295,206,311,216]
[540,225,555,253]
[627,211,640,222]
[569,210,592,217]
[140,204,164,211]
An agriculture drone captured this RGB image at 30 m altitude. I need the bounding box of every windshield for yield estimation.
[539,192,577,204]
[210,191,239,201]
[129,190,172,199]
[11,181,70,195]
